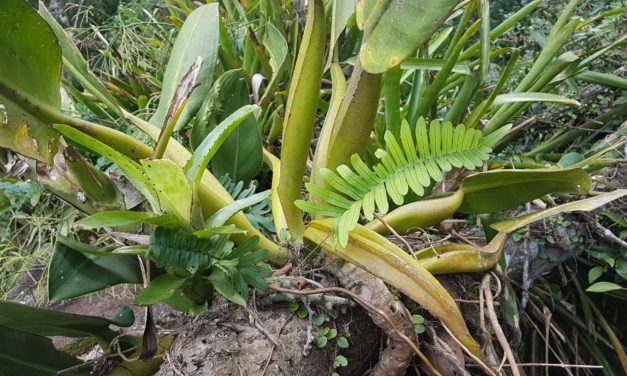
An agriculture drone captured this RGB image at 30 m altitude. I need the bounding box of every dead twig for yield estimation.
[374,212,413,255]
[482,274,521,376]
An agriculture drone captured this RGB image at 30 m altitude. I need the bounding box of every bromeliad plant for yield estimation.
[0,0,626,374]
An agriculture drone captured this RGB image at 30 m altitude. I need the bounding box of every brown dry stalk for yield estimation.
[481,274,521,376]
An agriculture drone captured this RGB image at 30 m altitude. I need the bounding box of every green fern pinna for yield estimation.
[296,117,510,246]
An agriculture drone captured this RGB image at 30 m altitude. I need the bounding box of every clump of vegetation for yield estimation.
[0,0,625,375]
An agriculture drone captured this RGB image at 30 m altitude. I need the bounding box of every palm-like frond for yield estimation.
[296,117,510,245]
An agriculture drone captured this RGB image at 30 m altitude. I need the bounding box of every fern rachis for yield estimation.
[296,117,509,245]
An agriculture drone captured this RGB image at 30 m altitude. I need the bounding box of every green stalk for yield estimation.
[478,0,491,84]
[314,58,382,184]
[383,65,402,138]
[416,21,479,120]
[277,0,326,239]
[311,60,347,187]
[444,72,477,124]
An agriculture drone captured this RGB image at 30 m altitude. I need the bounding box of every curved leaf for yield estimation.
[150,4,220,131]
[492,92,581,106]
[0,0,61,162]
[492,189,627,233]
[48,237,142,302]
[74,211,181,230]
[459,168,591,214]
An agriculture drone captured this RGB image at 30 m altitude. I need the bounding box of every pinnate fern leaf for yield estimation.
[296,117,509,246]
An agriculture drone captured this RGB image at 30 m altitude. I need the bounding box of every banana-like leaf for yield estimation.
[0,300,134,349]
[0,0,61,162]
[48,237,143,302]
[150,4,220,131]
[366,190,464,235]
[492,92,581,106]
[459,168,591,214]
[326,0,356,69]
[304,219,483,359]
[360,0,461,73]
[492,189,627,232]
[38,2,122,117]
[278,0,326,239]
[0,324,88,376]
[415,232,508,274]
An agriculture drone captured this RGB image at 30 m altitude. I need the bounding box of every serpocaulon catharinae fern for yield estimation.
[296,117,510,246]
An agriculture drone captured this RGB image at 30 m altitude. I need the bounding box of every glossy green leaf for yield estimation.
[74,211,181,230]
[360,0,460,73]
[459,168,591,214]
[492,92,581,106]
[326,0,355,69]
[0,0,61,162]
[185,105,258,187]
[141,159,192,223]
[38,2,122,117]
[586,282,623,293]
[0,324,88,376]
[588,266,604,284]
[0,300,133,349]
[574,70,627,90]
[48,237,143,302]
[206,71,263,183]
[134,273,187,306]
[150,4,220,131]
[492,189,627,233]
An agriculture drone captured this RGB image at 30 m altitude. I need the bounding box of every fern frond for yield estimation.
[296,117,510,246]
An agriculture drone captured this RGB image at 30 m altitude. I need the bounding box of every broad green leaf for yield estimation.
[205,190,271,228]
[492,92,581,106]
[48,237,143,302]
[150,4,220,131]
[459,168,591,214]
[0,0,61,162]
[185,105,258,187]
[38,2,122,117]
[205,71,263,183]
[74,211,181,230]
[588,266,604,284]
[0,324,88,376]
[0,300,133,349]
[54,124,162,212]
[360,0,460,73]
[208,268,246,306]
[260,24,289,107]
[141,159,192,223]
[134,273,187,306]
[491,189,627,233]
[586,282,623,293]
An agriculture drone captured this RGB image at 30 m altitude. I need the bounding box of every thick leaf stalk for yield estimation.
[366,190,464,235]
[304,219,484,360]
[277,0,326,239]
